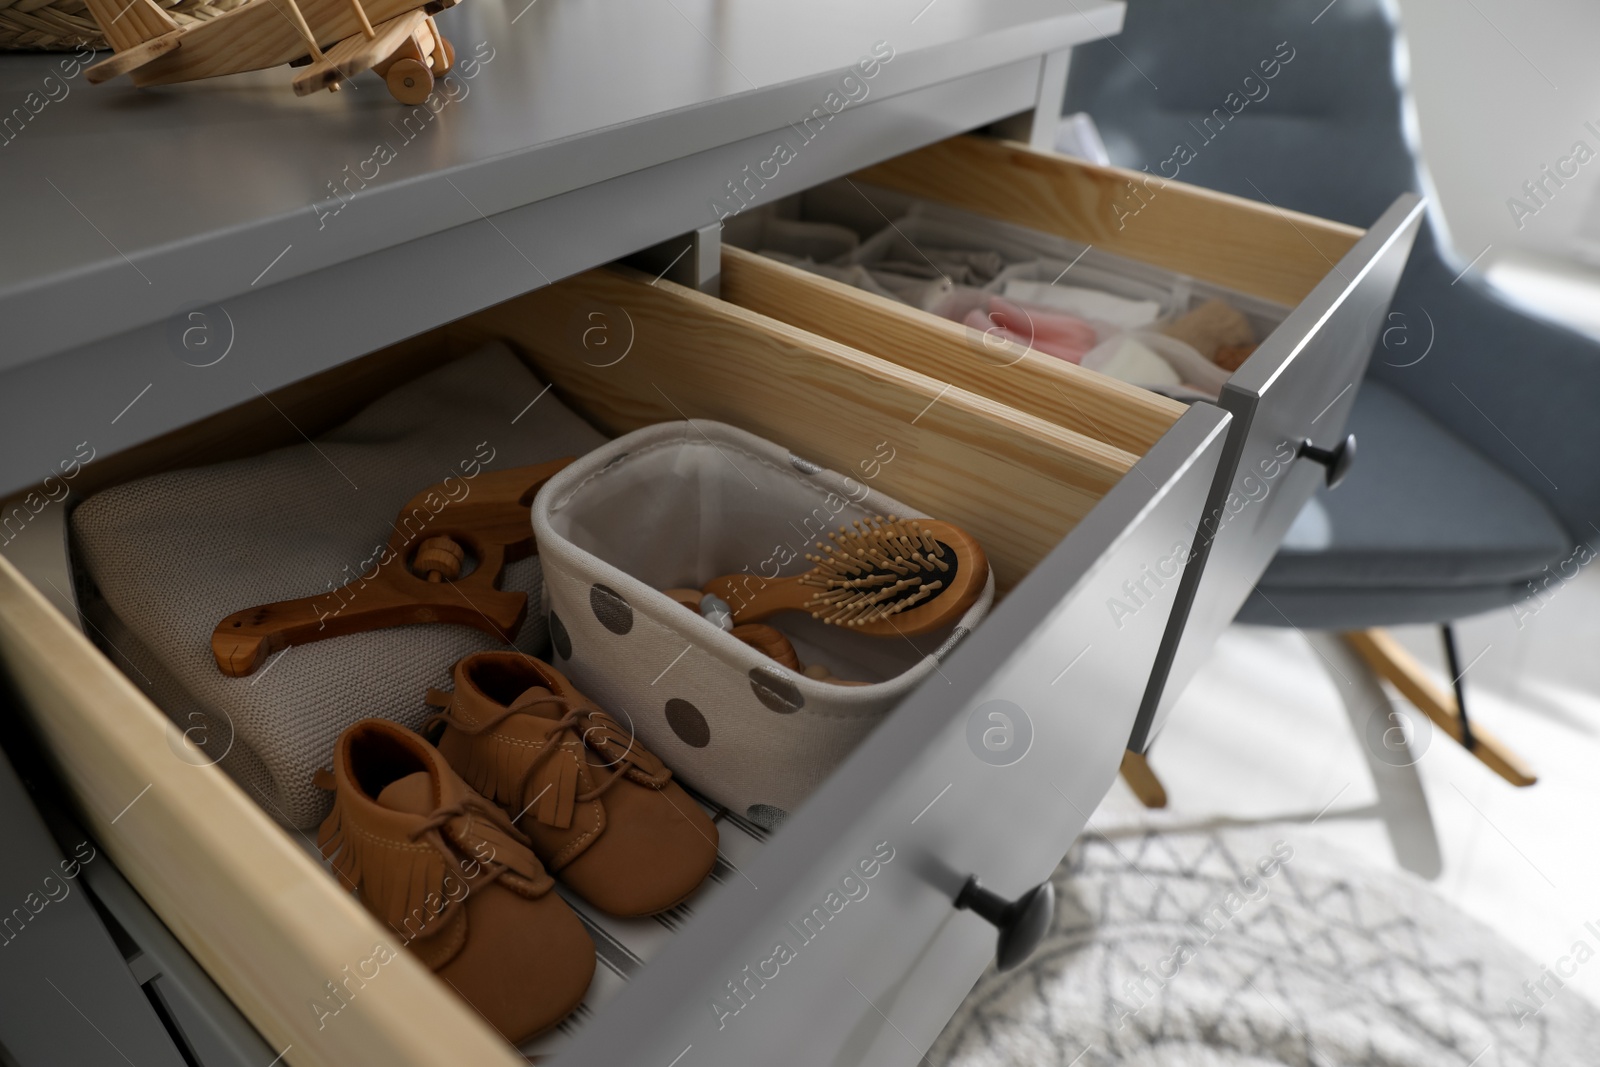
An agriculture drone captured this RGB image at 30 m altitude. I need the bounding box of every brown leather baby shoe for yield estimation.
[427,652,719,917]
[316,719,595,1043]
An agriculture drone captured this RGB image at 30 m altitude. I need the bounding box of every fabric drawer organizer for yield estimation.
[532,420,993,827]
[731,199,1294,401]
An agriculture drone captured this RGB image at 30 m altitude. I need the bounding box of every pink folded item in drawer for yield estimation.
[960,295,1099,364]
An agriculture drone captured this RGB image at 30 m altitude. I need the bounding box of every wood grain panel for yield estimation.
[719,245,1184,456]
[132,0,435,83]
[852,135,1365,307]
[83,0,178,52]
[463,266,1136,591]
[0,555,521,1067]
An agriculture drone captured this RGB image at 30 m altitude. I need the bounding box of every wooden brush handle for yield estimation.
[662,585,802,669]
[700,574,815,625]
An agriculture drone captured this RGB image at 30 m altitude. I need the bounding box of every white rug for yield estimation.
[931,824,1600,1067]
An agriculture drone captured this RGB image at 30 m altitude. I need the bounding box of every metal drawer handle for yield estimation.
[954,875,1054,972]
[1298,433,1356,489]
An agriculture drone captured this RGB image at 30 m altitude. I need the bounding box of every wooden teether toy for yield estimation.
[702,515,987,637]
[211,459,572,678]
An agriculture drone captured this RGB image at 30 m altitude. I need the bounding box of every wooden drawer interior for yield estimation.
[719,245,1185,459]
[852,135,1364,308]
[456,265,1135,592]
[0,262,1150,1066]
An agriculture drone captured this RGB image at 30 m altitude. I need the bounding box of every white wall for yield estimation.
[1396,0,1600,332]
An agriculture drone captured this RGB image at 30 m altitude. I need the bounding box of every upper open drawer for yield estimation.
[719,135,1424,746]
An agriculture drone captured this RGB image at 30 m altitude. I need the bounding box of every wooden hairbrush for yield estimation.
[701,515,987,637]
[210,459,572,678]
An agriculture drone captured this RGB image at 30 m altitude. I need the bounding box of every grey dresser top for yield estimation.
[0,0,1121,370]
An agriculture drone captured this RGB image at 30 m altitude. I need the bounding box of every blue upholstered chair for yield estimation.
[1063,0,1599,847]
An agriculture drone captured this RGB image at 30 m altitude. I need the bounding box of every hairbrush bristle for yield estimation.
[799,515,951,627]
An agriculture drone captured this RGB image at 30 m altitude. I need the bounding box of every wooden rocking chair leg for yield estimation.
[1307,632,1443,878]
[1120,749,1167,809]
[1343,628,1536,787]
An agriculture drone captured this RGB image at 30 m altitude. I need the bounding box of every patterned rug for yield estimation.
[930,825,1600,1066]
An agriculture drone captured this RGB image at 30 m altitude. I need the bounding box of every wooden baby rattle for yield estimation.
[211,459,571,678]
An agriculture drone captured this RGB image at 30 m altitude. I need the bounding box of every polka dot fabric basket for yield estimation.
[531,420,993,829]
[1,0,242,51]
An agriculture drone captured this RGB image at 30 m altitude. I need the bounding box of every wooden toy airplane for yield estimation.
[82,0,459,103]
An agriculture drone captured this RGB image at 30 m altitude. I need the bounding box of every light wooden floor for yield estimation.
[1091,567,1600,1010]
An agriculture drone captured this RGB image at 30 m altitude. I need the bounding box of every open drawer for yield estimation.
[719,134,1426,746]
[0,254,1228,1066]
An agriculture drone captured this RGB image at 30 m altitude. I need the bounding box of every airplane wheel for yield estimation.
[430,35,455,76]
[373,36,422,79]
[386,58,434,104]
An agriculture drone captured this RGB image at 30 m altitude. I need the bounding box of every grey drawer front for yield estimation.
[1130,194,1426,749]
[560,404,1230,1067]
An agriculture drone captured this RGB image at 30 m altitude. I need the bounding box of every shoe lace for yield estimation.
[405,799,474,842]
[390,793,548,928]
[425,695,636,816]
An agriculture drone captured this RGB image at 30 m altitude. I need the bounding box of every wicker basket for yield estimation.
[0,0,244,51]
